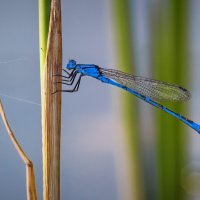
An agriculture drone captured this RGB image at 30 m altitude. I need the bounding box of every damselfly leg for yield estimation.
[60,75,82,92]
[52,69,81,94]
[53,68,76,79]
[62,68,75,77]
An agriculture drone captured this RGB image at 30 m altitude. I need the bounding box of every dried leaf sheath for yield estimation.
[40,0,62,199]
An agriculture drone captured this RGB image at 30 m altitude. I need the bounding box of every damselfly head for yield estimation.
[67,59,76,69]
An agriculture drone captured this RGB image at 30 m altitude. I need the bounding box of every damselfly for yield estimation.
[54,60,200,134]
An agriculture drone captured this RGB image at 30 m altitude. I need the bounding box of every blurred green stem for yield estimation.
[112,0,144,200]
[152,1,189,199]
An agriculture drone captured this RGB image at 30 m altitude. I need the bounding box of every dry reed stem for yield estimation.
[40,0,62,199]
[0,99,37,200]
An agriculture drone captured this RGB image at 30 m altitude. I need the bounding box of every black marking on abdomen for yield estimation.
[122,85,128,90]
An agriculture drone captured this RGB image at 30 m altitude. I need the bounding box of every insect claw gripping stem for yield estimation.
[54,81,72,86]
[52,69,82,94]
[53,74,70,79]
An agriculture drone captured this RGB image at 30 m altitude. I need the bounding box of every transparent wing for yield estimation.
[100,68,191,102]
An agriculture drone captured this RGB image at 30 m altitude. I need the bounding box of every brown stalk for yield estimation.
[40,0,62,199]
[0,100,37,200]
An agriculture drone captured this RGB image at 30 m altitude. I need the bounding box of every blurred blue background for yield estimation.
[0,0,200,200]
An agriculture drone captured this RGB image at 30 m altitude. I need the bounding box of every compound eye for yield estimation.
[67,59,76,69]
[70,60,76,66]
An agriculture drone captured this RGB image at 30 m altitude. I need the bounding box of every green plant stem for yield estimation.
[112,0,144,199]
[152,1,188,199]
[39,0,51,75]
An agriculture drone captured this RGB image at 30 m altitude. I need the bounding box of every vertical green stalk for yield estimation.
[152,1,188,200]
[39,0,51,75]
[39,2,51,199]
[112,0,144,199]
